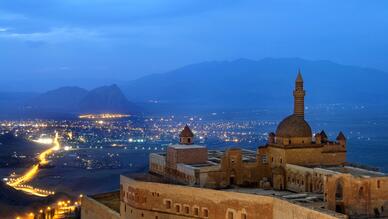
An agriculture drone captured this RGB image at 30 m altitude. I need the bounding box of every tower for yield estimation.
[336,131,346,146]
[179,125,194,145]
[294,70,306,117]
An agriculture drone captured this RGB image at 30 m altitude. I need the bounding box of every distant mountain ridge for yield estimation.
[121,58,388,111]
[79,85,138,114]
[27,86,88,111]
[29,84,137,114]
[0,84,138,118]
[1,57,388,117]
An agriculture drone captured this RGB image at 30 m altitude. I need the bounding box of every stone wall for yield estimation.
[166,146,208,168]
[149,153,166,176]
[285,164,335,193]
[265,145,345,168]
[120,176,346,219]
[81,196,120,219]
[325,174,388,218]
[197,148,269,188]
[272,198,345,219]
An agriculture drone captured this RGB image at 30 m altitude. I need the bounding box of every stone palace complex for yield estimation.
[81,72,388,219]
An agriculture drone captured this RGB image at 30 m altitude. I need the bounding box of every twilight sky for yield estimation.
[0,0,387,91]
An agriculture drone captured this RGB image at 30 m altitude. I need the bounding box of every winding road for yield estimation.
[6,133,60,197]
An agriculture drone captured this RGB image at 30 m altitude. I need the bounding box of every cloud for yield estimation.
[0,10,27,21]
[0,27,102,43]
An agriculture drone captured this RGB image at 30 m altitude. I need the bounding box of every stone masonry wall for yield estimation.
[81,196,120,219]
[120,176,346,219]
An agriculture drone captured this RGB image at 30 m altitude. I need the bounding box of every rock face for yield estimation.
[79,85,136,114]
[17,85,138,116]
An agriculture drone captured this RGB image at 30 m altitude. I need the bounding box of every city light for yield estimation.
[32,137,53,145]
[79,113,130,119]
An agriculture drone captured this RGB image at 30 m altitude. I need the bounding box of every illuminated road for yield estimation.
[6,133,60,197]
[15,197,82,219]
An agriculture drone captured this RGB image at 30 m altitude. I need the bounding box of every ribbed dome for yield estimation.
[276,115,312,138]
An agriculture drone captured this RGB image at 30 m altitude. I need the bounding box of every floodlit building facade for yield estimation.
[82,71,388,219]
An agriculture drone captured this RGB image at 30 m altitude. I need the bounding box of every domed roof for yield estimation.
[276,114,312,138]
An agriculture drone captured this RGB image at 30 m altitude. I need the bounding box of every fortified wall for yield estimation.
[120,176,347,219]
[82,193,120,219]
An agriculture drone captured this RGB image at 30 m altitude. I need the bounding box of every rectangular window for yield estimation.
[175,204,181,213]
[262,155,268,164]
[203,208,209,218]
[194,207,199,216]
[242,213,247,219]
[228,211,234,219]
[165,200,171,209]
[184,206,190,214]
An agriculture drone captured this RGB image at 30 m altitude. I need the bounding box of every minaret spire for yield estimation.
[294,70,305,117]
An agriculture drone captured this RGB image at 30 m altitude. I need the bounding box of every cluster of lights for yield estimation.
[128,138,145,143]
[15,194,83,219]
[32,137,53,145]
[79,113,130,119]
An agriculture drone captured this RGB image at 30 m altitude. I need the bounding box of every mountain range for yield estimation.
[2,57,388,117]
[0,85,138,118]
[122,58,388,112]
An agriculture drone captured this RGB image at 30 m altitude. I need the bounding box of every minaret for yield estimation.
[293,70,306,117]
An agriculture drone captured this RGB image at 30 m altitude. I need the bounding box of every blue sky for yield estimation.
[0,0,387,91]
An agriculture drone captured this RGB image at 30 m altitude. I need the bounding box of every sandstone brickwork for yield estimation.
[325,174,388,217]
[120,176,346,219]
